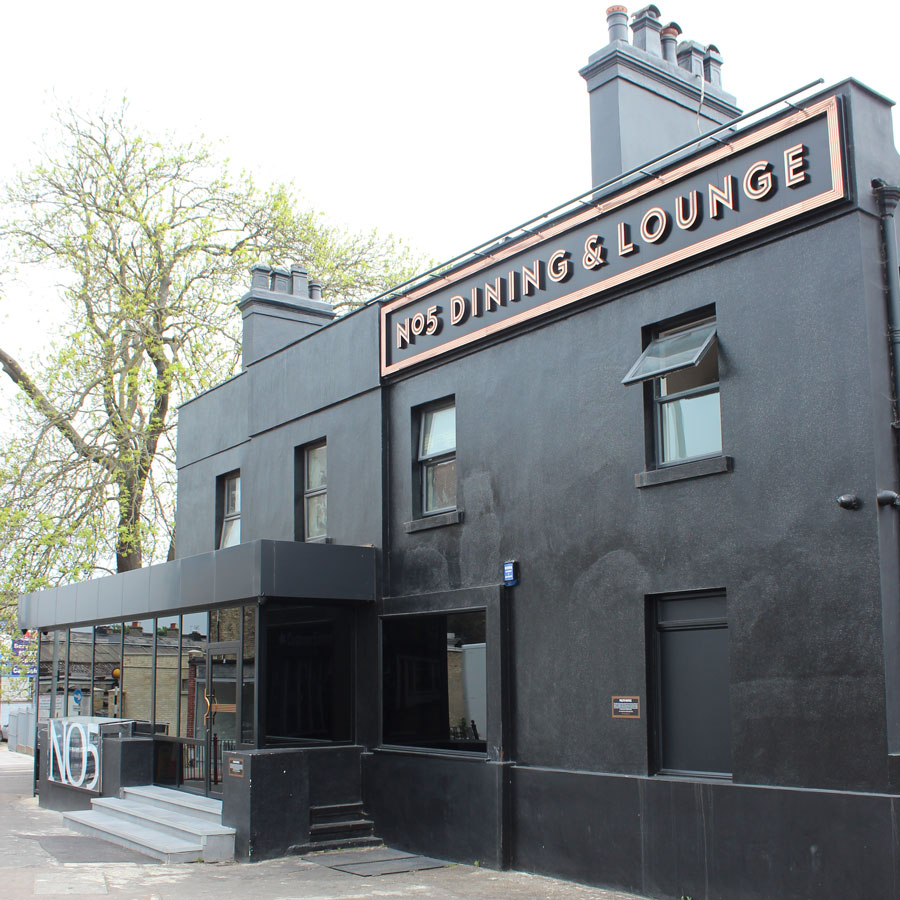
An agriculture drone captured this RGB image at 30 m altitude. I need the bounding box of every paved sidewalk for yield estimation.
[0,744,653,900]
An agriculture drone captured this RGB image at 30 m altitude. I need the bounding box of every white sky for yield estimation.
[1,0,898,361]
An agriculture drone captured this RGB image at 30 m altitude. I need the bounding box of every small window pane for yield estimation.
[306,492,327,540]
[220,517,240,548]
[225,475,241,515]
[660,391,722,463]
[623,324,716,384]
[306,444,327,491]
[421,405,456,457]
[68,627,93,717]
[661,340,718,396]
[121,619,154,722]
[92,625,122,717]
[425,458,456,512]
[155,620,181,736]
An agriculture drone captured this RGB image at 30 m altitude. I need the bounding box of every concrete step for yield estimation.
[120,784,224,824]
[62,784,235,863]
[311,802,367,823]
[289,835,383,855]
[92,797,235,851]
[63,809,206,864]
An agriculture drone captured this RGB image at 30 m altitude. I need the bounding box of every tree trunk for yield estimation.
[115,475,143,573]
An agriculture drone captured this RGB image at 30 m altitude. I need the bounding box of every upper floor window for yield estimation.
[419,401,456,515]
[300,440,327,541]
[623,314,721,466]
[218,471,241,548]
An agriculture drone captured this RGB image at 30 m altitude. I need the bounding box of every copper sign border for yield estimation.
[380,96,844,377]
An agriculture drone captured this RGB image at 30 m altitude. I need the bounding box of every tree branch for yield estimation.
[0,345,116,476]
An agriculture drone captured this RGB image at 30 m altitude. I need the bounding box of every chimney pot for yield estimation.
[606,5,629,43]
[660,25,680,63]
[309,281,323,301]
[250,263,273,291]
[290,264,309,298]
[272,266,291,294]
[631,5,663,57]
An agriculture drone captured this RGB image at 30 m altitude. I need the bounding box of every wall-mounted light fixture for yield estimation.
[836,494,862,510]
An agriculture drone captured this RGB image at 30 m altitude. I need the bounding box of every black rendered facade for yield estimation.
[18,19,900,900]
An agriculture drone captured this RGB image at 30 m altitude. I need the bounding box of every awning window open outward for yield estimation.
[622,324,717,385]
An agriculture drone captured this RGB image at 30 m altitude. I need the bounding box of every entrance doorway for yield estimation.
[197,642,239,796]
[154,628,251,798]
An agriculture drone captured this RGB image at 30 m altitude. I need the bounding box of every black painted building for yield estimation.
[18,6,900,898]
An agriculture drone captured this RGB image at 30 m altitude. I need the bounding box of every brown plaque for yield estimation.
[612,696,641,719]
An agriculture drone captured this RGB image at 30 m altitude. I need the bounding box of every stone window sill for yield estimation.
[635,455,733,488]
[403,509,464,533]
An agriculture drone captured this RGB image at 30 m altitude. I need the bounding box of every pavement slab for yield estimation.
[0,744,656,900]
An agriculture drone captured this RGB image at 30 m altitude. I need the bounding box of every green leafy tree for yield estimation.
[0,105,424,633]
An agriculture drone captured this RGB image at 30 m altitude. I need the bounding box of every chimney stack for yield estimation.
[581,5,741,188]
[631,5,663,56]
[238,263,336,367]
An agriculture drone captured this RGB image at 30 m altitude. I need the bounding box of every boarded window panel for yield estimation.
[658,622,731,775]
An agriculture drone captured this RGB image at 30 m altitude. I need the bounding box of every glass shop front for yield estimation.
[36,600,355,797]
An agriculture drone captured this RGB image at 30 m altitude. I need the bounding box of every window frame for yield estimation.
[300,440,327,543]
[217,470,241,549]
[417,400,457,517]
[652,337,721,468]
[379,606,488,757]
[624,308,723,471]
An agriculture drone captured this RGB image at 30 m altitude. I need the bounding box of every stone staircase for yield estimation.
[62,785,235,863]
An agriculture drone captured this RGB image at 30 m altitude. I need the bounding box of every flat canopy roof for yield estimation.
[18,540,376,631]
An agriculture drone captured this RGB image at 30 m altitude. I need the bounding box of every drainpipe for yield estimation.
[873,178,900,757]
[873,180,900,424]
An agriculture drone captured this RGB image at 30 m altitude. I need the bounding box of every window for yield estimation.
[647,590,731,777]
[218,471,241,548]
[296,441,327,541]
[382,610,486,752]
[419,401,456,514]
[623,314,721,466]
[264,602,354,745]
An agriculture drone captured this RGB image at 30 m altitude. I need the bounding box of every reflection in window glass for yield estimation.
[93,625,123,717]
[154,618,181,736]
[656,322,721,465]
[242,605,257,745]
[659,392,722,462]
[419,402,457,515]
[219,472,241,548]
[298,441,327,541]
[57,631,69,717]
[121,619,154,721]
[210,606,241,643]
[38,632,60,720]
[421,406,456,456]
[180,613,208,739]
[67,627,93,717]
[424,458,456,513]
[382,610,486,752]
[265,603,353,744]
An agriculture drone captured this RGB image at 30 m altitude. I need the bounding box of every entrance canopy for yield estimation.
[18,540,375,631]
